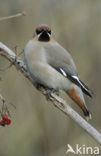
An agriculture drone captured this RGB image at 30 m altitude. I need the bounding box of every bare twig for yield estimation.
[0,11,26,21]
[0,42,101,144]
[0,92,5,103]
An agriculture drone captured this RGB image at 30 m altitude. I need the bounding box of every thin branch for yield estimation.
[0,12,26,21]
[0,92,5,104]
[0,42,101,144]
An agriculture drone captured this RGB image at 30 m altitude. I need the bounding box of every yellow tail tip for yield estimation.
[85,113,92,121]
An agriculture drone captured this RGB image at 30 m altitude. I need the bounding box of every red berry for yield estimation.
[2,114,8,120]
[0,120,4,125]
[1,114,11,126]
[6,119,11,125]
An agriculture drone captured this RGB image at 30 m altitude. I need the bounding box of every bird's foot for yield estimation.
[35,83,59,99]
[46,88,59,100]
[35,83,45,90]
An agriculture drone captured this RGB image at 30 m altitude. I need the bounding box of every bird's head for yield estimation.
[33,24,52,42]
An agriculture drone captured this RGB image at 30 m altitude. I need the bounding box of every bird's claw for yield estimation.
[35,83,59,99]
[46,89,59,100]
[35,83,45,90]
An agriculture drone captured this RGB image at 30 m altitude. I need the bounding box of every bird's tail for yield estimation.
[66,87,92,120]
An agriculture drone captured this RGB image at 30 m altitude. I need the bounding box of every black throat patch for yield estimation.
[38,32,50,42]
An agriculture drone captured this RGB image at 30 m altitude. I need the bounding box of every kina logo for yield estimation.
[66,144,99,155]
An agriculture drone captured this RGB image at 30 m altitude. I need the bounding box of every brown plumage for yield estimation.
[67,87,89,116]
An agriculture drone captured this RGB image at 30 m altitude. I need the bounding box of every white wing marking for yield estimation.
[72,75,88,92]
[60,68,67,77]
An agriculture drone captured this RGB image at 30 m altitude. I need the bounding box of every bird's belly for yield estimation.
[26,61,72,91]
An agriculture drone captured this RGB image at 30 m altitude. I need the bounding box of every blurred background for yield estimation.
[0,0,101,156]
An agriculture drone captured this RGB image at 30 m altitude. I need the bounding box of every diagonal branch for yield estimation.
[0,42,101,144]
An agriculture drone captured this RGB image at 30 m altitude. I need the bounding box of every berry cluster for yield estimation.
[0,114,11,127]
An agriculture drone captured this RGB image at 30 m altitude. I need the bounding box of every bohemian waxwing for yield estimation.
[24,24,93,119]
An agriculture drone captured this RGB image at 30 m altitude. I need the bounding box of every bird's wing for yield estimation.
[52,66,93,97]
[45,42,94,97]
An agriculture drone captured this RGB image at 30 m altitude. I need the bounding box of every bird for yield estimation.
[24,24,94,119]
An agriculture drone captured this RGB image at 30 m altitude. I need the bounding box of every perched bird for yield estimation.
[24,24,93,119]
